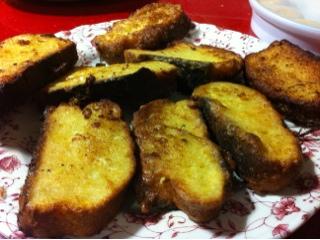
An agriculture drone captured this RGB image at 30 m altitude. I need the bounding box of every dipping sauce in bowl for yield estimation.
[249,0,320,53]
[259,0,320,29]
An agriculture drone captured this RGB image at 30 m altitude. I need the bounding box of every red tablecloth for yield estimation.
[0,0,319,238]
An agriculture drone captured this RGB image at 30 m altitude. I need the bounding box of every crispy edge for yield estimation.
[93,3,192,63]
[245,40,320,127]
[197,97,303,193]
[18,100,136,237]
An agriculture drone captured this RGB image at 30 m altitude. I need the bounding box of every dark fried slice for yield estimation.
[0,34,78,111]
[193,82,303,193]
[245,40,320,127]
[18,100,136,237]
[132,100,230,222]
[41,61,178,106]
[125,41,243,91]
[93,3,192,63]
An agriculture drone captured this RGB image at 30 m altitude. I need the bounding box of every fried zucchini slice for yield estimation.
[133,99,230,222]
[18,100,136,237]
[93,3,192,63]
[0,34,77,111]
[125,41,243,91]
[193,82,303,193]
[42,61,178,106]
[245,40,320,127]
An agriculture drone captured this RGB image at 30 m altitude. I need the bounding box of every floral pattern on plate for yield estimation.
[0,22,319,239]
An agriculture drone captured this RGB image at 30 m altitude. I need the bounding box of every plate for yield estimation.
[0,21,320,239]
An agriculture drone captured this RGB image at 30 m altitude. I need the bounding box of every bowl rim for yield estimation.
[249,0,320,38]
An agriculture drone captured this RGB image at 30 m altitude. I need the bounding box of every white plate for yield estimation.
[0,21,320,239]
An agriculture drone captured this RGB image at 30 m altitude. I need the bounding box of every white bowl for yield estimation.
[249,0,320,53]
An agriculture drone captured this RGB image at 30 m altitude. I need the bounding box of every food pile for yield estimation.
[0,2,319,238]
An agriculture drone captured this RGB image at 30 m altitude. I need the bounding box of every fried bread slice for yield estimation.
[125,41,243,91]
[41,61,178,106]
[245,40,320,127]
[132,99,208,138]
[132,100,230,222]
[193,82,303,193]
[0,34,78,110]
[18,100,136,237]
[93,3,192,63]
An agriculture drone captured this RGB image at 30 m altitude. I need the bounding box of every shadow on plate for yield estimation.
[267,155,318,197]
[0,100,42,153]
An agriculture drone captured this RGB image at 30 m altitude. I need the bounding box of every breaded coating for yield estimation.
[245,40,320,127]
[133,99,230,222]
[125,41,243,91]
[93,3,192,63]
[18,100,136,237]
[193,82,303,193]
[0,34,77,110]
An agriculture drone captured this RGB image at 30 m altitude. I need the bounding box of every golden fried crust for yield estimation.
[125,41,243,79]
[134,125,230,222]
[93,3,192,63]
[18,190,124,237]
[132,99,208,138]
[132,99,230,222]
[0,34,78,111]
[18,100,136,237]
[125,41,244,91]
[193,82,303,193]
[245,40,320,127]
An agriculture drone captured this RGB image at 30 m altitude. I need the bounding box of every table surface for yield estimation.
[0,0,319,238]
